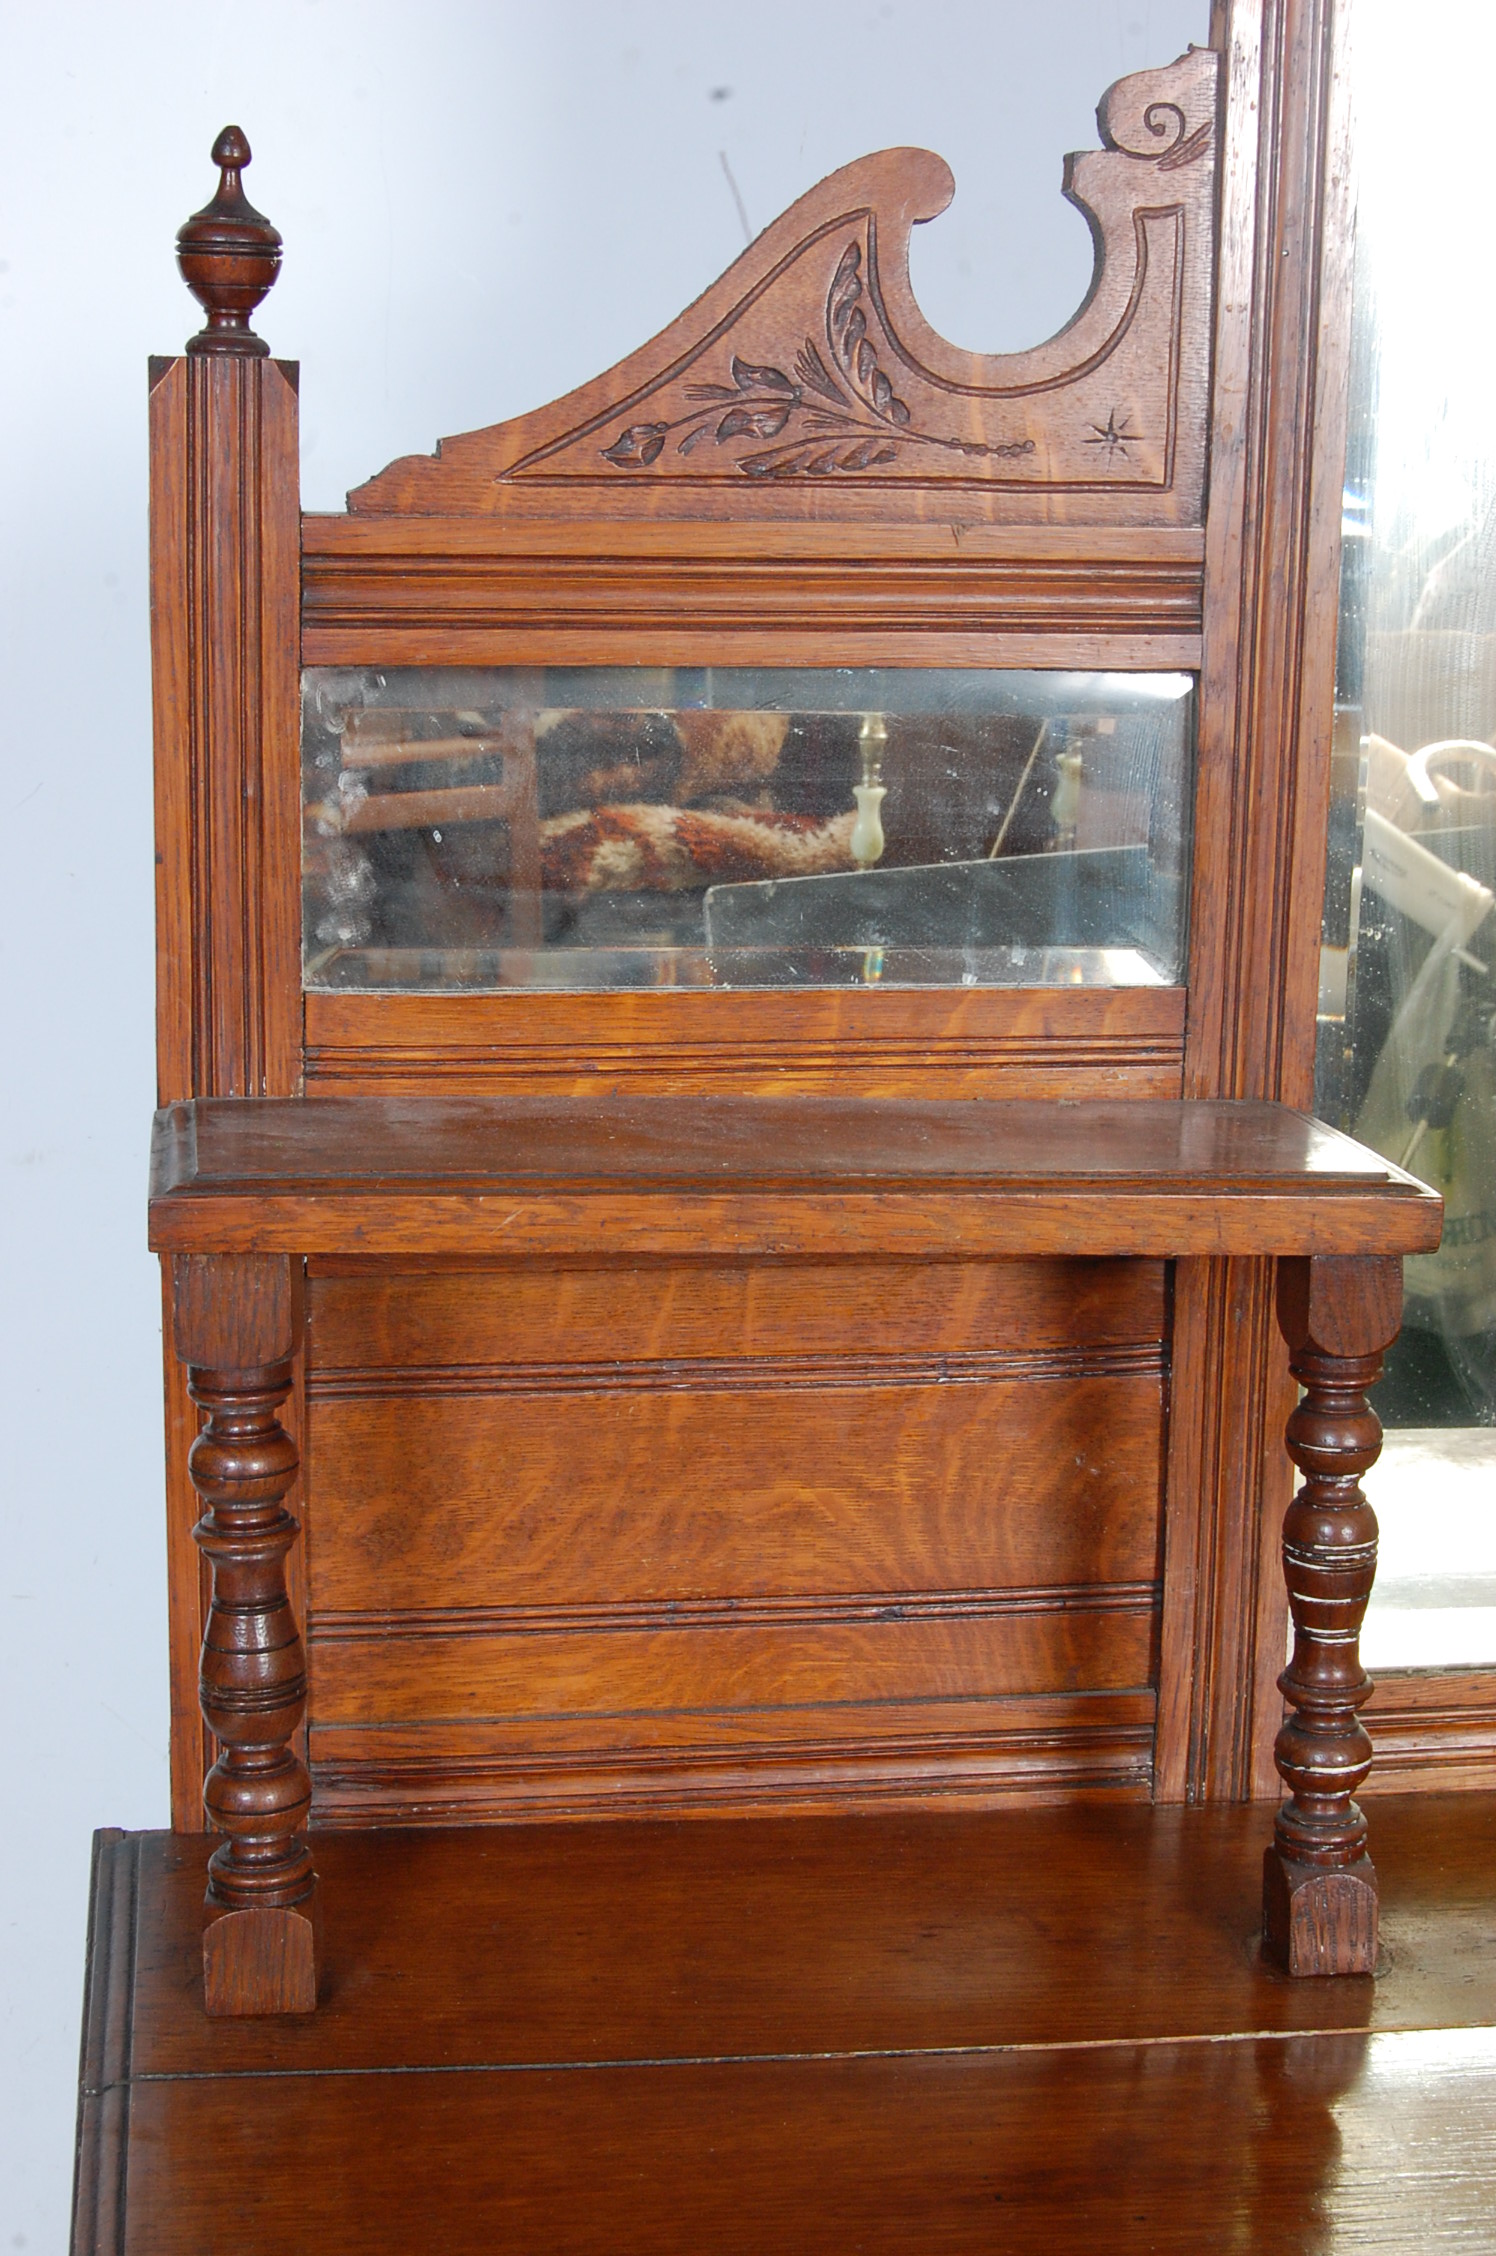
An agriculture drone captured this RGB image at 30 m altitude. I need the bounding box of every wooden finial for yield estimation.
[176,126,282,356]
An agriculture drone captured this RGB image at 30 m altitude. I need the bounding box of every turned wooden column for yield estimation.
[1264,1253,1403,1975]
[173,1253,318,2015]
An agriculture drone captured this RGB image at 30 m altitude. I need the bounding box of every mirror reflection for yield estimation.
[302,666,1193,991]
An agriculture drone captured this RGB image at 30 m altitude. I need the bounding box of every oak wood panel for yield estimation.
[306,1376,1164,1612]
[302,985,1188,1102]
[300,1253,1165,1823]
[1158,0,1360,1802]
[306,1688,1157,1822]
[308,1613,1154,1730]
[306,1254,1167,1367]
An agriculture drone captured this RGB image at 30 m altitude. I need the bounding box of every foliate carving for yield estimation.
[599,249,1038,482]
[348,46,1217,525]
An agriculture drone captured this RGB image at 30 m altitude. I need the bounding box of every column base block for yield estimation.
[1262,1845,1378,1976]
[203,1883,320,2016]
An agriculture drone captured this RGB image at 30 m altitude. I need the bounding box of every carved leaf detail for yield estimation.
[840,439,896,470]
[730,356,796,392]
[794,341,848,404]
[601,422,669,466]
[716,404,793,441]
[825,239,911,427]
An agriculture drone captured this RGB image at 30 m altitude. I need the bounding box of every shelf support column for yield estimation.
[172,1252,318,2014]
[1264,1252,1403,1975]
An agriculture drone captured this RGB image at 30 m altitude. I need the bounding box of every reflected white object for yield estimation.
[850,782,887,868]
[1364,732,1442,829]
[1052,747,1084,845]
[1361,806,1493,946]
[852,712,888,868]
[1405,738,1496,820]
[1362,1426,1496,1667]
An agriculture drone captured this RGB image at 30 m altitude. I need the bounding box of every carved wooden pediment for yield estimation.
[350,47,1216,528]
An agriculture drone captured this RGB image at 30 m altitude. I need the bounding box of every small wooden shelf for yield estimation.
[148,1094,1440,1259]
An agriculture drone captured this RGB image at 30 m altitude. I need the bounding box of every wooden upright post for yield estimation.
[151,128,304,1835]
[173,1253,318,2015]
[1264,1253,1403,1975]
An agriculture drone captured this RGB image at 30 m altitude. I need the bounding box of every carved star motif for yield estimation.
[1085,408,1138,464]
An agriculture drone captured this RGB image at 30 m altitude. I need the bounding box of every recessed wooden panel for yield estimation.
[307,1375,1163,1610]
[307,1255,1166,1371]
[310,1610,1155,1723]
[301,1255,1165,1819]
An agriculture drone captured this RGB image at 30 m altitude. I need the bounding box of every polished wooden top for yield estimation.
[148,1096,1442,1259]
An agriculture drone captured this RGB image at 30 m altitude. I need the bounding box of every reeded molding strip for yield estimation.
[307,1339,1166,1401]
[308,1708,1157,1823]
[303,1033,1188,1086]
[309,1579,1162,1645]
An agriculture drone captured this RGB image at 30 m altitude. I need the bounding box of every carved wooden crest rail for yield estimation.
[350,46,1217,527]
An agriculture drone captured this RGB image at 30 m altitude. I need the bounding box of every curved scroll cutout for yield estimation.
[349,46,1216,527]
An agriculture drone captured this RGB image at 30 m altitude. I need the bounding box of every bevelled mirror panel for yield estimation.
[302,666,1193,991]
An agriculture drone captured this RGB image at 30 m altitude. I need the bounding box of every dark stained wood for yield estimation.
[348,54,1217,530]
[115,1799,1496,2077]
[1263,1254,1404,1974]
[148,1094,1442,1260]
[73,1798,1496,2254]
[101,2032,1496,2256]
[175,127,282,357]
[69,1830,137,2256]
[302,983,1188,1102]
[173,1254,317,2013]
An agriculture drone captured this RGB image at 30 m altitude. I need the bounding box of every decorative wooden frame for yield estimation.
[149,2,1487,1859]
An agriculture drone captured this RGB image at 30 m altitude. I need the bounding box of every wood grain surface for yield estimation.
[106,2032,1496,2255]
[73,1797,1496,2254]
[299,1253,1164,1822]
[345,59,1217,530]
[302,984,1189,1103]
[147,1095,1442,1258]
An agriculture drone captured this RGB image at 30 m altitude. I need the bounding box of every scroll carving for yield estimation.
[349,46,1217,526]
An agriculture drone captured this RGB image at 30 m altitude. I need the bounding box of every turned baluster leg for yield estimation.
[1264,1254,1403,1976]
[173,1253,319,2015]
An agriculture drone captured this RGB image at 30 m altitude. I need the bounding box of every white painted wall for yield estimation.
[0,2,1206,2242]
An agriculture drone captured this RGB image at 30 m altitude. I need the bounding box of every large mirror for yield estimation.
[1315,1,1496,1667]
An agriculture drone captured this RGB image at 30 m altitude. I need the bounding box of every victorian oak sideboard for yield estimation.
[138,5,1441,2024]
